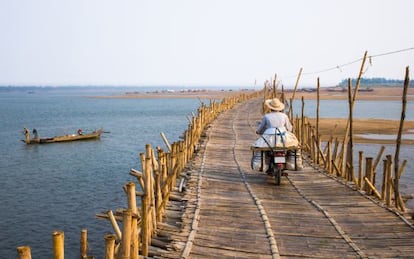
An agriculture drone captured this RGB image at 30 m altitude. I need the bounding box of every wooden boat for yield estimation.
[23,128,103,144]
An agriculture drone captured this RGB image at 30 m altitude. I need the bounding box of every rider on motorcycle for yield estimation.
[256,98,292,135]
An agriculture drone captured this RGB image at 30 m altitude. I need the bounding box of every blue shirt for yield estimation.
[257,111,292,134]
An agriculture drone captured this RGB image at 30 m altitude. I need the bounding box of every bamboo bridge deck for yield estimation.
[159,97,414,259]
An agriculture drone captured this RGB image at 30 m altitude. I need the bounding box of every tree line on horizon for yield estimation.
[338,77,413,87]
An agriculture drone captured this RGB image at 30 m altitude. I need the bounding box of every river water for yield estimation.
[0,87,413,258]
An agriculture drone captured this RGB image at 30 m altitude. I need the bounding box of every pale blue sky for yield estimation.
[0,0,413,87]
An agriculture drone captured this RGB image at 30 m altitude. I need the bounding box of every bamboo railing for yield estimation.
[289,66,411,213]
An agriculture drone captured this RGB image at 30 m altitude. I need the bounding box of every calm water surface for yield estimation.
[0,89,413,258]
[0,88,203,258]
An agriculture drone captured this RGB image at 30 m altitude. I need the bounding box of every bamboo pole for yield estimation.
[141,155,152,256]
[381,159,388,201]
[358,151,363,189]
[346,79,354,181]
[338,51,368,171]
[300,97,305,148]
[160,132,172,152]
[386,155,393,207]
[364,158,373,194]
[290,67,303,103]
[104,234,116,259]
[126,182,139,259]
[364,177,382,200]
[80,229,87,259]
[394,66,409,211]
[316,77,320,164]
[120,209,132,259]
[373,146,386,172]
[16,246,31,259]
[107,210,122,240]
[52,231,64,259]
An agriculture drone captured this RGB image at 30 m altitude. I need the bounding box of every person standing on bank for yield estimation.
[256,98,292,135]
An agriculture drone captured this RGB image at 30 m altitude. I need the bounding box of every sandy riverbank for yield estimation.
[307,118,414,145]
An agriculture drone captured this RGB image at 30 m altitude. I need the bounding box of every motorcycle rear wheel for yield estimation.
[274,167,281,185]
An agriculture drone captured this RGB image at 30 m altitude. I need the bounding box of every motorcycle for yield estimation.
[266,148,288,185]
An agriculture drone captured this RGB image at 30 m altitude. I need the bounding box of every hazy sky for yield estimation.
[1,0,413,88]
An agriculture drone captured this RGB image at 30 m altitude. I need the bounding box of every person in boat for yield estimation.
[256,98,292,134]
[32,128,39,140]
[77,129,83,135]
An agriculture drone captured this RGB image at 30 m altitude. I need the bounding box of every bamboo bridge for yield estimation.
[161,97,414,259]
[16,89,414,259]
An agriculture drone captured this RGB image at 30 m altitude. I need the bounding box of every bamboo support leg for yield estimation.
[120,209,132,259]
[52,231,64,259]
[104,234,116,259]
[80,229,87,259]
[16,246,31,259]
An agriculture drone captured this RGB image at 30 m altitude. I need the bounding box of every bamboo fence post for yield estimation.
[346,79,354,182]
[80,229,87,259]
[126,182,139,259]
[52,231,64,259]
[358,151,364,189]
[397,160,407,179]
[394,66,409,211]
[327,141,332,173]
[338,51,368,172]
[120,209,132,259]
[156,148,164,222]
[146,145,157,235]
[16,246,31,259]
[316,78,320,164]
[381,159,388,201]
[373,146,386,172]
[290,67,303,103]
[386,155,393,207]
[364,158,373,194]
[300,97,305,149]
[104,234,116,259]
[141,155,152,256]
[272,74,277,98]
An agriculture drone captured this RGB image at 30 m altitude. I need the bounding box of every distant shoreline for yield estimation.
[90,86,414,101]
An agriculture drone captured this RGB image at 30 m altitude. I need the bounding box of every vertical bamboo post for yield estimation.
[394,66,409,211]
[141,155,152,256]
[104,234,116,259]
[52,231,64,259]
[338,51,368,172]
[381,159,388,201]
[300,97,305,148]
[386,155,393,207]
[346,79,354,181]
[327,141,332,173]
[358,151,364,189]
[120,209,132,259]
[16,246,31,259]
[127,182,139,259]
[80,229,87,259]
[316,78,320,165]
[364,158,373,194]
